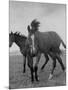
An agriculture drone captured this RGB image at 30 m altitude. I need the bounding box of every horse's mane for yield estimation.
[14,31,27,39]
[31,19,40,31]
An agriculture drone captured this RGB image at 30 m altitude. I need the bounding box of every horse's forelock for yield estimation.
[31,19,40,31]
[31,19,40,26]
[31,19,37,25]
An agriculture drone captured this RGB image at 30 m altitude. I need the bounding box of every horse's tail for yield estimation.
[61,40,66,49]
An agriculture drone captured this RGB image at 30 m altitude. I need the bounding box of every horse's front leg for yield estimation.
[27,55,34,83]
[34,53,41,81]
[23,55,26,73]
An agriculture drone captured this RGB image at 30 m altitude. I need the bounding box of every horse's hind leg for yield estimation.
[41,54,49,70]
[23,55,26,73]
[48,52,56,80]
[56,54,65,71]
[49,59,56,80]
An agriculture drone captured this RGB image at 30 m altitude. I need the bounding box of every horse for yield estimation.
[9,31,29,73]
[27,19,66,81]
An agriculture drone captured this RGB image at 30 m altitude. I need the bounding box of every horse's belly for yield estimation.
[38,41,50,53]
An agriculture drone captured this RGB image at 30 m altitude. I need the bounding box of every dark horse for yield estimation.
[27,19,66,81]
[9,31,28,73]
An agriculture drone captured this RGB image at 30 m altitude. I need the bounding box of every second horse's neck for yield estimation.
[14,35,26,50]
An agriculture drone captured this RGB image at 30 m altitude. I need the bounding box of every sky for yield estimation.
[9,1,66,52]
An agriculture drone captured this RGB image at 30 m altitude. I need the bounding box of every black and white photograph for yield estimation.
[9,0,66,89]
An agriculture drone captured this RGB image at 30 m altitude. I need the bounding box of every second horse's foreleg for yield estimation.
[41,54,49,70]
[23,55,26,73]
[27,55,34,83]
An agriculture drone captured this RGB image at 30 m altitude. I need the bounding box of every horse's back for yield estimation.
[34,31,61,53]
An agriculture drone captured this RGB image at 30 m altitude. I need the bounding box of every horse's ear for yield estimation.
[27,25,30,32]
[11,31,13,34]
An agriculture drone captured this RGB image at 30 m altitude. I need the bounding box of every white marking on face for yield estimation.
[31,34,35,52]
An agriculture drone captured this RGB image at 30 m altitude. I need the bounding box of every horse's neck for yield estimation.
[14,36,26,49]
[35,31,40,39]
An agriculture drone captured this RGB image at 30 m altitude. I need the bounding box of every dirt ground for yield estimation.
[9,52,66,89]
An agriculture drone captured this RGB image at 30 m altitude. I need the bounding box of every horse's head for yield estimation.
[27,19,40,55]
[27,19,40,35]
[9,31,15,47]
[27,25,38,56]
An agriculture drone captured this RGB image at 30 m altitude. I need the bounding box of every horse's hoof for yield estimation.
[36,77,40,82]
[48,74,53,80]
